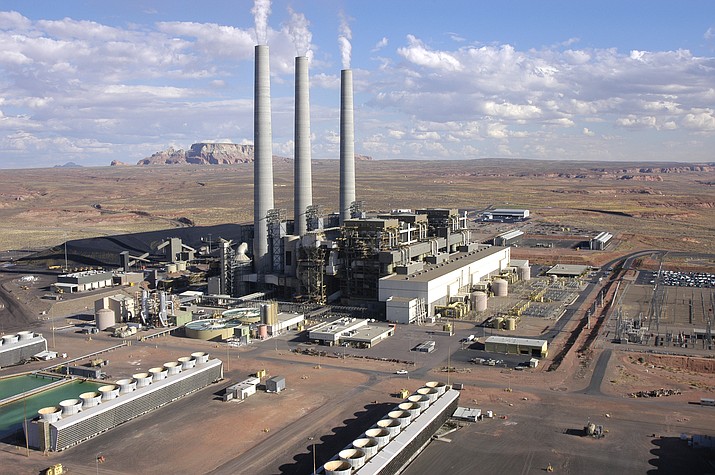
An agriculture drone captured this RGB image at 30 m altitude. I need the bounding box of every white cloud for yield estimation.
[372,37,388,52]
[582,127,595,136]
[397,35,463,71]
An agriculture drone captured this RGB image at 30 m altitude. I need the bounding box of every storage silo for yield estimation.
[95,308,115,331]
[518,264,531,281]
[494,317,504,329]
[471,291,488,312]
[506,317,517,331]
[492,278,508,297]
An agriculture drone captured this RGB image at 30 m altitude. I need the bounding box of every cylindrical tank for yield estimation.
[257,324,268,339]
[518,264,531,281]
[164,361,182,375]
[365,428,390,447]
[339,448,366,469]
[376,418,401,438]
[2,334,19,344]
[132,372,152,388]
[471,291,488,312]
[17,330,33,341]
[166,263,178,273]
[506,317,517,331]
[95,308,116,331]
[408,394,430,411]
[324,460,352,475]
[59,398,82,416]
[79,391,102,408]
[387,409,412,428]
[149,367,168,381]
[486,410,494,418]
[353,437,379,458]
[98,384,119,401]
[492,278,508,297]
[495,317,504,329]
[416,387,439,403]
[425,381,447,395]
[176,261,187,271]
[116,378,137,394]
[191,351,209,365]
[38,406,62,422]
[398,402,421,420]
[178,356,196,370]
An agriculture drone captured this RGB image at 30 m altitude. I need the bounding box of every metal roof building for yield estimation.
[485,336,548,358]
[590,232,613,250]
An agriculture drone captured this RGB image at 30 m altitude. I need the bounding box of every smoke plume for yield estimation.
[252,0,271,44]
[287,7,312,59]
[338,12,352,69]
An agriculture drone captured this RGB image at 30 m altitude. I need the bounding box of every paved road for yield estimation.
[583,348,612,396]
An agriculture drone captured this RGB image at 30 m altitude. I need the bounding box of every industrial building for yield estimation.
[25,353,222,452]
[266,375,285,393]
[224,376,260,401]
[0,331,48,368]
[320,382,459,474]
[308,318,394,348]
[493,229,524,247]
[484,336,548,358]
[480,209,530,222]
[546,264,589,278]
[590,232,613,250]
[53,270,113,293]
[379,245,511,319]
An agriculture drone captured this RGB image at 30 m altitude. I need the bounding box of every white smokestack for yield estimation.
[294,56,312,236]
[254,44,274,273]
[339,69,355,224]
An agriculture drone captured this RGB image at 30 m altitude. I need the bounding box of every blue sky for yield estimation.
[0,0,714,168]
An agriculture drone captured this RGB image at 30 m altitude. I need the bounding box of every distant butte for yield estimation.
[134,142,373,166]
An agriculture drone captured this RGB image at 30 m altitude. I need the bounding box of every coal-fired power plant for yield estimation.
[253,44,275,274]
[339,69,356,224]
[294,56,313,237]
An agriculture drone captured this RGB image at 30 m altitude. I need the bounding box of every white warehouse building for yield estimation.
[379,246,511,320]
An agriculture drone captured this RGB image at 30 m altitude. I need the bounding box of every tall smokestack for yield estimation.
[294,56,312,236]
[254,44,274,273]
[339,69,355,224]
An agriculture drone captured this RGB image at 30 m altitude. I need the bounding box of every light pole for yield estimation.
[308,436,316,474]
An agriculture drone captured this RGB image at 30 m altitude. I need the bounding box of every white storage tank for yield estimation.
[116,378,137,394]
[425,381,447,395]
[176,261,187,271]
[164,361,182,375]
[166,263,178,273]
[191,352,209,365]
[518,264,531,281]
[492,278,508,297]
[59,398,82,416]
[178,356,196,370]
[471,291,488,312]
[149,367,168,381]
[407,394,430,411]
[324,460,352,475]
[133,372,153,388]
[95,308,116,331]
[98,384,119,401]
[37,406,62,423]
[364,428,390,448]
[388,409,412,428]
[376,418,401,438]
[352,437,379,458]
[79,391,102,408]
[339,448,367,469]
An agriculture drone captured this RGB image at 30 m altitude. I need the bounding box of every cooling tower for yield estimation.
[253,44,275,273]
[339,69,355,224]
[294,56,313,236]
